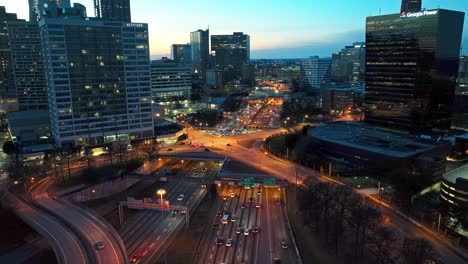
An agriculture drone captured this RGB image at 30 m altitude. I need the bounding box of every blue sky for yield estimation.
[1,0,467,59]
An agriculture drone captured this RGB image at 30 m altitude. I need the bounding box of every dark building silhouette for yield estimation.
[365,9,465,133]
[171,44,191,66]
[211,32,250,83]
[400,0,422,15]
[93,0,131,22]
[190,29,209,81]
[0,6,21,100]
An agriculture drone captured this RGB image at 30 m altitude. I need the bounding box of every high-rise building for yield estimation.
[299,56,332,89]
[29,0,71,21]
[453,56,468,131]
[150,60,192,103]
[170,44,192,66]
[331,42,366,83]
[365,9,465,133]
[8,21,48,111]
[211,32,250,82]
[400,0,422,15]
[0,7,21,100]
[93,0,130,22]
[190,29,209,80]
[39,17,153,148]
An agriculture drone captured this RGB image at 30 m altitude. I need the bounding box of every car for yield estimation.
[181,210,187,215]
[230,193,235,198]
[180,142,185,145]
[253,226,259,233]
[177,194,184,201]
[256,203,261,208]
[129,256,139,263]
[235,226,242,234]
[275,199,280,205]
[231,215,238,223]
[216,237,223,246]
[281,241,288,249]
[212,223,219,229]
[249,197,254,203]
[241,204,246,209]
[201,184,207,188]
[216,211,222,217]
[226,143,231,146]
[257,190,261,195]
[244,228,250,236]
[167,148,173,151]
[204,148,210,152]
[171,211,177,218]
[222,196,228,201]
[273,258,281,264]
[226,238,233,247]
[95,242,105,250]
[202,168,207,172]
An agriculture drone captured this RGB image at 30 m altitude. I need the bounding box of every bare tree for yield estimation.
[401,237,435,264]
[369,226,398,264]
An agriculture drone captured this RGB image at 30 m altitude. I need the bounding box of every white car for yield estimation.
[177,194,184,201]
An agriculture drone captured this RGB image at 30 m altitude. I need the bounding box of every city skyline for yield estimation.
[1,0,467,59]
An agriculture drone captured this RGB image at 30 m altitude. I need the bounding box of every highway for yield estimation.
[195,185,298,264]
[8,193,90,264]
[119,160,218,263]
[163,127,468,264]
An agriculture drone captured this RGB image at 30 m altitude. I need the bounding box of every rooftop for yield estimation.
[308,122,441,158]
[444,163,468,184]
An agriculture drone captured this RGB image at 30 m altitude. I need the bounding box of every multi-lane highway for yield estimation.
[196,185,298,264]
[119,159,219,263]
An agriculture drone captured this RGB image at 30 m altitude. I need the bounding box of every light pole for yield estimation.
[156,189,167,264]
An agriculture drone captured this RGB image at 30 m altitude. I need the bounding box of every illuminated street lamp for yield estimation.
[156,189,166,209]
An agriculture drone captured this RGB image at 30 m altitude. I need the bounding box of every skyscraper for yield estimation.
[365,9,465,133]
[8,21,48,110]
[171,44,192,66]
[211,32,250,82]
[29,0,71,21]
[190,29,209,80]
[94,0,131,22]
[299,56,332,89]
[0,7,21,100]
[331,42,366,83]
[400,0,422,15]
[39,17,153,148]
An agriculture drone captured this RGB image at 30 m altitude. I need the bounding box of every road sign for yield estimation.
[240,177,255,187]
[263,178,276,186]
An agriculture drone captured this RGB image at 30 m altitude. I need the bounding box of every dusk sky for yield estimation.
[1,0,467,59]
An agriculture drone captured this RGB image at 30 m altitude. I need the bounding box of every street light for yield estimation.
[156,189,166,209]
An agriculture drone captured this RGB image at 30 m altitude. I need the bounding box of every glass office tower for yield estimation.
[211,32,250,83]
[40,19,153,148]
[365,9,465,133]
[190,29,209,81]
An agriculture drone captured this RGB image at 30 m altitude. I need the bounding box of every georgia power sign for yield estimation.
[400,10,438,18]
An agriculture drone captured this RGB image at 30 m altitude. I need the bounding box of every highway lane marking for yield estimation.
[156,235,161,240]
[266,188,273,262]
[168,222,173,227]
[209,254,213,260]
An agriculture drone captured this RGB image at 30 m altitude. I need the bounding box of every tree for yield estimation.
[349,197,382,257]
[370,226,398,264]
[401,237,434,264]
[301,125,311,136]
[2,141,16,155]
[284,134,299,150]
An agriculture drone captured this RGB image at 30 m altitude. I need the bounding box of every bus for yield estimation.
[221,214,229,224]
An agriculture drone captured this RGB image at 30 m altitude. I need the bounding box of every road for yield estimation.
[8,193,90,264]
[195,185,298,264]
[164,127,468,264]
[119,159,218,263]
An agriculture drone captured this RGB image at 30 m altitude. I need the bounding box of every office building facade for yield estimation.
[299,56,332,89]
[365,9,465,133]
[0,7,21,100]
[150,60,192,103]
[8,21,48,111]
[400,0,422,15]
[211,32,250,82]
[170,44,191,66]
[190,29,209,80]
[331,42,366,83]
[93,0,131,22]
[40,18,153,148]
